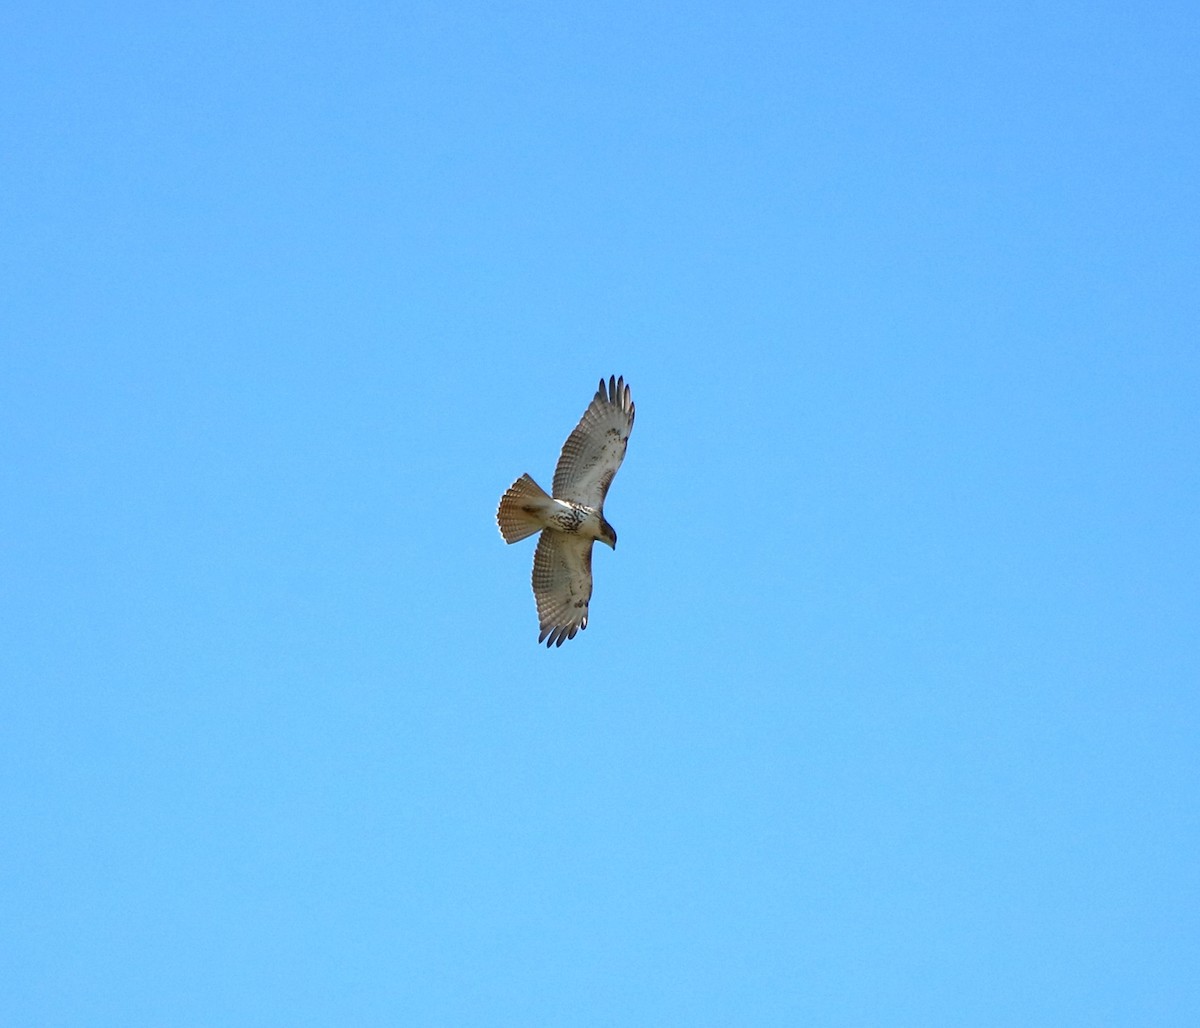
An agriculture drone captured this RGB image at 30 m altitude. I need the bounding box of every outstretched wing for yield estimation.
[532,531,594,647]
[552,375,635,508]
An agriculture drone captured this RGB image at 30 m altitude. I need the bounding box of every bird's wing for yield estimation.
[532,530,595,647]
[552,375,635,508]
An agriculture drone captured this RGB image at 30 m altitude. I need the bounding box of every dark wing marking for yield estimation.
[552,375,635,509]
[531,530,594,647]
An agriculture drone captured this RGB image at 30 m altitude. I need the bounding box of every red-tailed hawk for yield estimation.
[497,375,635,647]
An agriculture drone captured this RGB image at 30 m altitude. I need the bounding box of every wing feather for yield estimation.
[552,375,635,508]
[532,531,594,648]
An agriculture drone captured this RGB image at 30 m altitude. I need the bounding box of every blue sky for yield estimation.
[3,1,1198,1024]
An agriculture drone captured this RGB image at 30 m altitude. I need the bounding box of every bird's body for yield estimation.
[545,499,607,539]
[496,375,635,647]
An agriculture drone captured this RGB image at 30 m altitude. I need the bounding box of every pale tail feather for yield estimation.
[496,473,552,543]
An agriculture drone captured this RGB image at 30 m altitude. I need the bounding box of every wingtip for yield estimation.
[598,374,633,413]
[538,622,584,648]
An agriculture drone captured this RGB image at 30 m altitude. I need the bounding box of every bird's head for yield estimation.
[600,518,617,550]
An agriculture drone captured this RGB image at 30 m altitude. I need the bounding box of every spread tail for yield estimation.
[496,474,552,543]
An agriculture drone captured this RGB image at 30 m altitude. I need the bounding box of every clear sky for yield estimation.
[3,1,1198,1024]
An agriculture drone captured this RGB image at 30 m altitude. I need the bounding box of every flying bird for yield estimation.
[497,375,635,647]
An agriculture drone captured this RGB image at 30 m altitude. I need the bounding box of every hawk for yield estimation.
[496,375,635,647]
